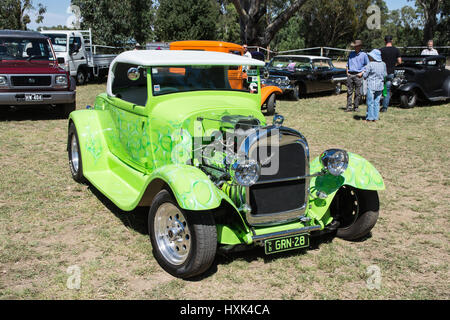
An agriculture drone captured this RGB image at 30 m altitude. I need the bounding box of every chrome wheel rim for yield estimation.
[70,134,79,173]
[154,203,191,265]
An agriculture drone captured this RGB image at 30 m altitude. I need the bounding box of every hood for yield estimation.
[149,91,265,134]
[0,60,65,74]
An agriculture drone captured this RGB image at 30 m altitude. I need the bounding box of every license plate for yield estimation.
[25,94,43,102]
[264,233,309,255]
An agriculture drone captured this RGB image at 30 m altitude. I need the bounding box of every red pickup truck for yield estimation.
[0,30,76,117]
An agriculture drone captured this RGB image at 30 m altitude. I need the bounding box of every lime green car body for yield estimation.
[68,50,385,249]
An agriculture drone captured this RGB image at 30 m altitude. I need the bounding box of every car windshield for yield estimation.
[0,37,54,61]
[312,59,333,70]
[269,57,311,70]
[46,34,68,52]
[151,65,259,96]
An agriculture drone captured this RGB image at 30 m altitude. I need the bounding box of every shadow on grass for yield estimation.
[87,183,149,235]
[0,106,65,121]
[85,181,374,281]
[187,232,340,281]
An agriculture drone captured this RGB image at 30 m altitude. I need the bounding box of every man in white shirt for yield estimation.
[421,40,439,56]
[243,44,252,58]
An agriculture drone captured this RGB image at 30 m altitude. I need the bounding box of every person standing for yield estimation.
[364,49,387,122]
[243,44,252,58]
[346,40,369,112]
[380,35,402,112]
[421,40,439,56]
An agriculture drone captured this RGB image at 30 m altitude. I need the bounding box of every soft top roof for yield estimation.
[0,30,49,39]
[111,50,265,68]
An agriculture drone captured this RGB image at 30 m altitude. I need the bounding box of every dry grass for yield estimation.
[0,84,449,300]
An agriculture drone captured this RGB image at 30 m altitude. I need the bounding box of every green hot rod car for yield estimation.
[67,50,385,278]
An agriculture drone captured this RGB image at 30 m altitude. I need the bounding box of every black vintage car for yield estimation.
[391,55,450,108]
[263,55,347,100]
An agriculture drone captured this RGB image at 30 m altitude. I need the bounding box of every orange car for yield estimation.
[170,40,282,115]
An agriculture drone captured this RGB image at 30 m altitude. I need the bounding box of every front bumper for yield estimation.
[263,79,293,93]
[0,91,75,106]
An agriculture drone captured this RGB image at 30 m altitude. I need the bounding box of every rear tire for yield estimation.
[334,82,342,95]
[330,186,380,241]
[291,84,300,101]
[68,122,85,183]
[265,93,276,115]
[148,190,217,279]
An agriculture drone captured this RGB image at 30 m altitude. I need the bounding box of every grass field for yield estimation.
[0,84,449,300]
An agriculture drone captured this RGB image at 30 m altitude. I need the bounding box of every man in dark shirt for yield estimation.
[380,35,402,112]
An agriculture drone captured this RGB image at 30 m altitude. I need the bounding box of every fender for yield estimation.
[307,152,385,224]
[146,164,237,212]
[397,82,426,97]
[68,108,111,173]
[261,85,282,105]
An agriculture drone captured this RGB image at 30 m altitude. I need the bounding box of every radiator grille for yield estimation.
[248,139,308,218]
[11,76,52,87]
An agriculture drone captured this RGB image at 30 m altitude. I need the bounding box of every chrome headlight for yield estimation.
[55,75,68,87]
[231,159,261,187]
[281,77,290,86]
[320,149,349,176]
[0,76,8,87]
[392,77,402,87]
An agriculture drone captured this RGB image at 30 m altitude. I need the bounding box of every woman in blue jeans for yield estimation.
[363,49,387,122]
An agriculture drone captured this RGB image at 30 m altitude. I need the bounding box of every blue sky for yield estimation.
[28,0,415,30]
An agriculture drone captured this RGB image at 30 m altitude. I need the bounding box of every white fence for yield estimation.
[248,45,450,61]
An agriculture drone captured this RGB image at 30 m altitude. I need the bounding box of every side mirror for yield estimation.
[127,67,141,81]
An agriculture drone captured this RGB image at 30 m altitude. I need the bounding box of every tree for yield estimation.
[413,0,442,44]
[155,0,220,41]
[72,0,154,46]
[299,0,371,48]
[230,0,308,47]
[216,1,241,43]
[270,13,305,52]
[0,0,46,30]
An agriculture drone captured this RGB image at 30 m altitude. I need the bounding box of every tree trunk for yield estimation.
[231,0,307,47]
[417,0,441,44]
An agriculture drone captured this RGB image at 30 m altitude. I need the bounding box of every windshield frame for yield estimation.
[149,65,261,97]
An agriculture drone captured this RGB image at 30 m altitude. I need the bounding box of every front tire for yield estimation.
[330,186,380,241]
[148,190,217,279]
[76,69,87,85]
[265,93,276,115]
[400,91,417,108]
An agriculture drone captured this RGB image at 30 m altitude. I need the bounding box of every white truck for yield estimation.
[41,29,119,85]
